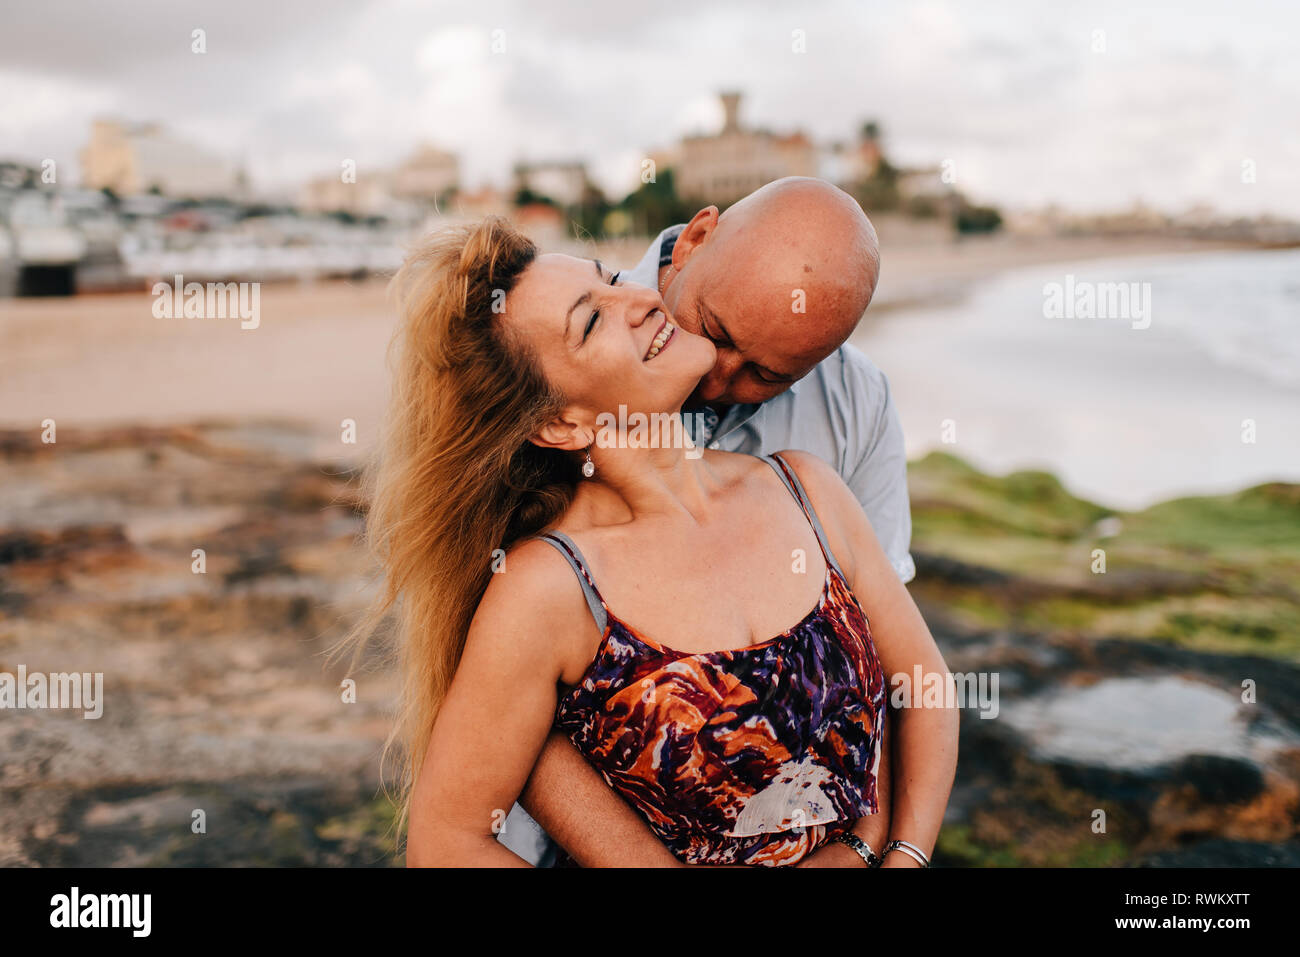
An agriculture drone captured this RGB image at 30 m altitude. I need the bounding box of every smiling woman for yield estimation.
[338,214,957,868]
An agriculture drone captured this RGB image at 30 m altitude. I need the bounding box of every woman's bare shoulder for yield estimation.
[706,447,775,486]
[769,448,844,492]
[768,448,871,578]
[477,536,587,622]
[467,535,602,679]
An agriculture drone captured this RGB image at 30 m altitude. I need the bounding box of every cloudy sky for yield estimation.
[2,0,1297,216]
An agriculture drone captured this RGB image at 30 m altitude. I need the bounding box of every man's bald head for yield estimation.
[715,177,881,321]
[660,177,880,406]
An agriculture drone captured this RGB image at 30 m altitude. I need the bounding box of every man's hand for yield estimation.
[796,841,873,869]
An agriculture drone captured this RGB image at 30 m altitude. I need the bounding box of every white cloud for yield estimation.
[0,0,1295,216]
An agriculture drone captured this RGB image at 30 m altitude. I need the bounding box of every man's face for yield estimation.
[662,245,842,407]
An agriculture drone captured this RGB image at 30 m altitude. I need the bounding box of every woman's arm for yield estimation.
[777,450,959,869]
[795,707,894,867]
[407,542,605,866]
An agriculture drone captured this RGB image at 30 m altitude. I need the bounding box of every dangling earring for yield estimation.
[582,446,595,478]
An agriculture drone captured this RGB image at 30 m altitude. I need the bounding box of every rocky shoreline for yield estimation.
[1,422,1296,866]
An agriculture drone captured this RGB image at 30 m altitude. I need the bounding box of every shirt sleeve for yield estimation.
[496,802,557,866]
[839,345,916,583]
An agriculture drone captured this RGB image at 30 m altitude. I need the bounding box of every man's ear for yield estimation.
[672,206,719,270]
[529,411,592,452]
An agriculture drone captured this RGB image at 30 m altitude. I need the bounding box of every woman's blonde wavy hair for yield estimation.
[335,215,581,846]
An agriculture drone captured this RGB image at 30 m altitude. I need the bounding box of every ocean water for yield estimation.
[1000,675,1299,771]
[854,247,1300,510]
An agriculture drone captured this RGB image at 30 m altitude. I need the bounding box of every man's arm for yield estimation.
[523,727,891,869]
[840,345,915,584]
[519,733,683,867]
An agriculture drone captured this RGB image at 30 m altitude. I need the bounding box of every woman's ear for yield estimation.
[529,411,592,452]
[672,205,719,270]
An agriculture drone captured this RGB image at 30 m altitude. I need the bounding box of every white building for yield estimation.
[79,119,245,199]
[673,92,818,205]
[390,144,460,201]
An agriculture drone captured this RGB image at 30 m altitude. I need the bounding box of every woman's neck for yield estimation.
[575,438,723,527]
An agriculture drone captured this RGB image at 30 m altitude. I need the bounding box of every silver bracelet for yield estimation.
[884,839,931,868]
[832,832,882,868]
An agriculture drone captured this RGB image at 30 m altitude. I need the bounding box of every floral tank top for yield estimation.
[536,452,887,866]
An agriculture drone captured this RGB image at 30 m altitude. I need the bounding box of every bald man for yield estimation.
[500,177,912,867]
[645,177,911,578]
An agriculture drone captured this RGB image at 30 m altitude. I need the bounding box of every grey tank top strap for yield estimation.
[760,452,846,579]
[534,530,609,634]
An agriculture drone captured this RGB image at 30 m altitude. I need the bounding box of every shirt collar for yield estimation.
[630,224,684,288]
[709,375,804,435]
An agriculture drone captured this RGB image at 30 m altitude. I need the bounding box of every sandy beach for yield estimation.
[0,228,1251,443]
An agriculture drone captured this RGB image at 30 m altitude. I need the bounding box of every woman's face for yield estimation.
[502,253,717,438]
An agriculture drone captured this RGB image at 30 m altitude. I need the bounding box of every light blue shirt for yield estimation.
[497,224,914,865]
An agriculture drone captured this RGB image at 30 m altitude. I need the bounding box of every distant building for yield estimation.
[512,202,567,244]
[513,160,589,207]
[818,128,882,188]
[390,144,460,202]
[299,144,459,219]
[0,160,42,191]
[454,185,510,219]
[79,119,245,199]
[673,92,818,205]
[298,172,392,217]
[645,146,680,182]
[896,166,948,205]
